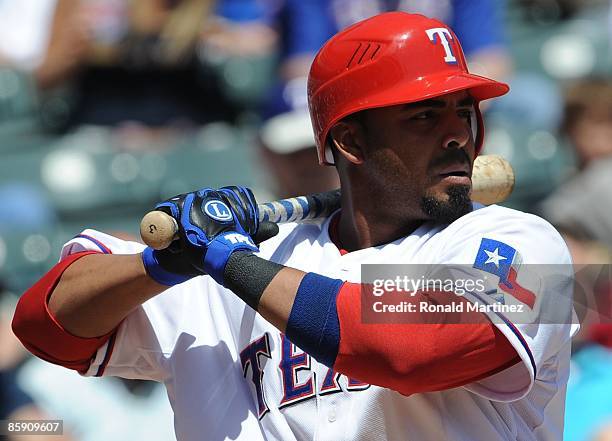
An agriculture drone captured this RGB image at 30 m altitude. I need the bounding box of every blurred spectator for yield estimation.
[259,77,339,198]
[268,0,334,82]
[35,0,280,132]
[0,183,58,295]
[0,0,57,71]
[539,77,612,255]
[559,78,612,169]
[0,184,57,232]
[486,72,565,131]
[0,0,58,125]
[257,0,339,198]
[518,0,609,23]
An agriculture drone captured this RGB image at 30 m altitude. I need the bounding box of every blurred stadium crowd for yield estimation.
[0,0,611,440]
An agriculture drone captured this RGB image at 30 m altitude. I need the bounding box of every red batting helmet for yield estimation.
[308,12,510,165]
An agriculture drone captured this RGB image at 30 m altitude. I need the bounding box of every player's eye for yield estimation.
[458,109,474,120]
[458,109,475,128]
[411,111,436,120]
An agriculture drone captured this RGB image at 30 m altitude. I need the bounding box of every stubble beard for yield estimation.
[421,185,472,224]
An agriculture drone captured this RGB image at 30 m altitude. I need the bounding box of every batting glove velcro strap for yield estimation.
[204,232,259,285]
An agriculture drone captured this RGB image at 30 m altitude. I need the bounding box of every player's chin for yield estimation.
[421,185,472,224]
[425,178,472,203]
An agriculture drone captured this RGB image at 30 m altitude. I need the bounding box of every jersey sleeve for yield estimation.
[59,230,187,381]
[436,206,579,402]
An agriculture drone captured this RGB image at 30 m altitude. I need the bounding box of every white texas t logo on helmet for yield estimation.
[425,28,457,63]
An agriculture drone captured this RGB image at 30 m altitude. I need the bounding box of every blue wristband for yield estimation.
[142,247,193,286]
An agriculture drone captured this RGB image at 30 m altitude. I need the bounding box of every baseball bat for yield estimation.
[140,154,514,250]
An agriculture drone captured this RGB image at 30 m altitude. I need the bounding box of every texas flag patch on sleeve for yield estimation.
[473,238,537,309]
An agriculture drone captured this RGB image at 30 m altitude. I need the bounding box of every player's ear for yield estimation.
[329,120,366,165]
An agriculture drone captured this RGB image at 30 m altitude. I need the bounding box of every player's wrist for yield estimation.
[203,232,259,285]
[223,251,284,310]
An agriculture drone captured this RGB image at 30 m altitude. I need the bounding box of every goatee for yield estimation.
[421,186,472,224]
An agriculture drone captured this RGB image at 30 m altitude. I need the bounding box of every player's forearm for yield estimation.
[48,253,166,337]
[224,252,301,330]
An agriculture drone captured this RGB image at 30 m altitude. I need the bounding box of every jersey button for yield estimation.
[328,410,337,422]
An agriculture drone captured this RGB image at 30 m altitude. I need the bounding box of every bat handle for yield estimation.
[140,211,179,250]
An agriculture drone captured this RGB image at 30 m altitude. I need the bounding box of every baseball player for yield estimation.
[13,12,577,441]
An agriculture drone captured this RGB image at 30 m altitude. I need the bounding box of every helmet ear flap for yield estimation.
[473,104,486,155]
[471,108,479,142]
[324,142,335,165]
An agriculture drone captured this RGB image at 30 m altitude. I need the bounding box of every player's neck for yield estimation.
[335,198,424,252]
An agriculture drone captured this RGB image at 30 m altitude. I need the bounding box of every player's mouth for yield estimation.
[436,162,472,186]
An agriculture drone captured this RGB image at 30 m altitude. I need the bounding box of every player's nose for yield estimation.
[441,113,471,150]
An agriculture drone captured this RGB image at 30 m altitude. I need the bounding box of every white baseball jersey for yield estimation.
[60,204,578,441]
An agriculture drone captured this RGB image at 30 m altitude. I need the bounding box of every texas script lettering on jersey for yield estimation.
[240,333,370,419]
